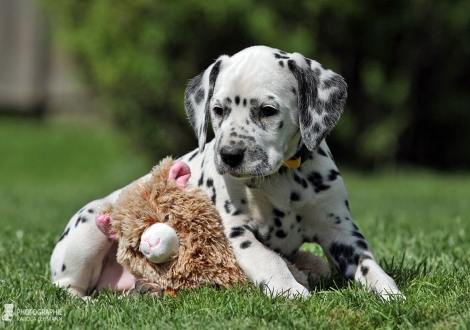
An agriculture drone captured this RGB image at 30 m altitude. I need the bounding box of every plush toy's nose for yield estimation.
[139,223,179,263]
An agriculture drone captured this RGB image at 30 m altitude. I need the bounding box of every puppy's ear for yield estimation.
[288,54,347,151]
[184,56,228,152]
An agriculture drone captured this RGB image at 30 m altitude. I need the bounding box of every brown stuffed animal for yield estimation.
[96,157,330,296]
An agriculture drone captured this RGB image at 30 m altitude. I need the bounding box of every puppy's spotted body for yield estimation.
[51,46,402,299]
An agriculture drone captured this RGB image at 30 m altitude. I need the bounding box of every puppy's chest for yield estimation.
[239,171,322,256]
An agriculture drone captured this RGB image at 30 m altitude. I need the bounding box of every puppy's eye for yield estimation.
[164,214,171,222]
[213,106,223,117]
[260,105,277,117]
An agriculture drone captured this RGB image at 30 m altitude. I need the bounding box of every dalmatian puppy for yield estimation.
[50,45,403,300]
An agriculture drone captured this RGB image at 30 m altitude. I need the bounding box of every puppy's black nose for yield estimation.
[220,146,245,167]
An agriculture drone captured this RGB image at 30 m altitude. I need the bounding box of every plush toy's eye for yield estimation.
[164,214,171,222]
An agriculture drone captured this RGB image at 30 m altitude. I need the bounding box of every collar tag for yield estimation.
[282,157,301,169]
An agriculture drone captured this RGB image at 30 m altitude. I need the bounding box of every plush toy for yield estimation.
[96,157,330,296]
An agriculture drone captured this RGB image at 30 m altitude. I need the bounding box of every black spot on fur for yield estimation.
[278,61,284,67]
[274,53,289,59]
[328,169,340,181]
[62,264,66,272]
[211,190,217,205]
[293,174,309,189]
[361,266,369,276]
[359,255,373,263]
[241,199,246,204]
[58,227,70,242]
[296,215,302,222]
[235,96,240,105]
[291,87,297,95]
[240,241,252,249]
[232,210,241,216]
[274,218,282,227]
[87,208,95,214]
[273,209,285,218]
[356,240,369,250]
[78,208,85,214]
[75,216,87,227]
[329,242,359,277]
[243,98,247,107]
[206,178,214,188]
[330,243,355,259]
[230,226,245,238]
[290,191,300,202]
[224,200,232,214]
[345,200,350,211]
[275,230,287,239]
[188,149,198,161]
[198,173,204,187]
[273,248,281,254]
[307,172,331,193]
[318,147,328,157]
[352,231,365,240]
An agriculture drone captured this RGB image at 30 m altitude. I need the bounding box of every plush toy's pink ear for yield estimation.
[168,161,191,188]
[96,214,118,240]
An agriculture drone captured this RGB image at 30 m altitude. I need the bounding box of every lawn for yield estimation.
[0,116,469,329]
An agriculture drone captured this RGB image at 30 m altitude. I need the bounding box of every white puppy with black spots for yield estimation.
[50,45,403,300]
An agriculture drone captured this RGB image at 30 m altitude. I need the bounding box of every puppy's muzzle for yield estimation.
[220,145,246,167]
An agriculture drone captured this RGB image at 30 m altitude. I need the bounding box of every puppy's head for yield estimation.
[185,46,347,178]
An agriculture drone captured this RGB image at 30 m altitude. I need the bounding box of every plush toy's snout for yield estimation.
[139,223,179,263]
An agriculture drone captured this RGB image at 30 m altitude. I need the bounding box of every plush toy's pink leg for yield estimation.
[168,161,191,188]
[94,242,136,292]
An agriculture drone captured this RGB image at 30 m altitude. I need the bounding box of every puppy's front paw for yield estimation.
[261,280,310,299]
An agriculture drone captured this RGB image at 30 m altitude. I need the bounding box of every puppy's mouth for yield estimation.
[215,160,279,179]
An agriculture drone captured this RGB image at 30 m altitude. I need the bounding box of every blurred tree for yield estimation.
[40,0,470,170]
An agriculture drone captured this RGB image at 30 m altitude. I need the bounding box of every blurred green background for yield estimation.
[2,0,469,171]
[31,0,470,170]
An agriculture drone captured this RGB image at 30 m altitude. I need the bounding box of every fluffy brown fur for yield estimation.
[103,157,330,294]
[109,157,248,290]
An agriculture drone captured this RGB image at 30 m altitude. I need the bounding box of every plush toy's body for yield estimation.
[97,157,248,292]
[95,157,330,296]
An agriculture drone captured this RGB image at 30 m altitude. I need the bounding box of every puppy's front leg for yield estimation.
[314,204,404,300]
[226,223,310,298]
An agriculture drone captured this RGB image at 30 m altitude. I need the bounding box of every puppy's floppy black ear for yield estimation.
[184,56,228,152]
[288,53,347,151]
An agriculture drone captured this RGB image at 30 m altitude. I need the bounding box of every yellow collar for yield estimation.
[281,144,312,169]
[282,157,302,169]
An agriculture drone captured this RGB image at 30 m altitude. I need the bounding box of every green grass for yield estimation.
[0,116,469,329]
